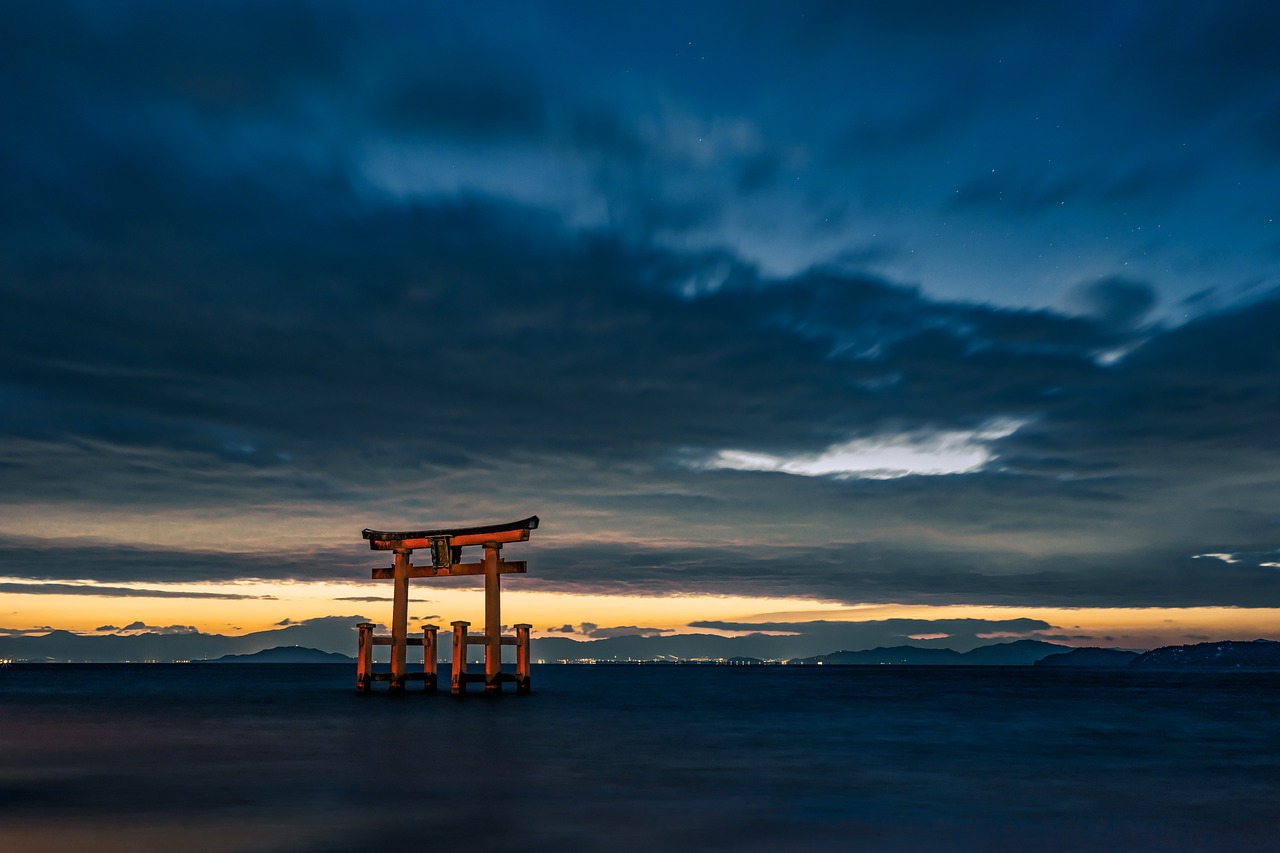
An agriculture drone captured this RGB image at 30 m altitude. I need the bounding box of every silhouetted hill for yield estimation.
[793,640,1070,666]
[0,618,366,662]
[532,634,1075,664]
[802,646,963,665]
[1130,639,1280,669]
[956,639,1071,665]
[1035,647,1140,667]
[202,646,355,663]
[532,632,778,662]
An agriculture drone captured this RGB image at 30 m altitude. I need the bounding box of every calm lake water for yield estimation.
[1,664,1277,852]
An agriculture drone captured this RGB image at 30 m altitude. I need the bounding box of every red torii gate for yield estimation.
[356,515,538,695]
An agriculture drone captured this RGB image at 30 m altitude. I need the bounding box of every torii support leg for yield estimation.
[515,623,531,694]
[484,543,502,694]
[389,548,411,694]
[452,620,469,695]
[356,622,375,694]
[423,625,438,692]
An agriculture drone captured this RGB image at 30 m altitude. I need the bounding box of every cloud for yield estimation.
[520,526,1280,608]
[585,625,672,639]
[687,618,1053,653]
[0,626,55,637]
[0,581,275,600]
[950,164,1199,218]
[703,419,1023,479]
[0,536,355,585]
[735,152,783,194]
[1060,278,1157,331]
[378,71,547,142]
[118,622,199,635]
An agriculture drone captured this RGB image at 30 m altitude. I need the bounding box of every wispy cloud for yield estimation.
[0,581,275,600]
[703,419,1023,479]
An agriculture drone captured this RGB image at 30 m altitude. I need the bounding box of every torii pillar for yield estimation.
[390,548,411,691]
[483,542,502,692]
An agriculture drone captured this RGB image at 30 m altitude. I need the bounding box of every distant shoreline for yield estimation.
[5,638,1276,669]
[9,660,1280,671]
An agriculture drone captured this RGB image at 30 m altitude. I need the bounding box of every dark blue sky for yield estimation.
[2,2,1280,642]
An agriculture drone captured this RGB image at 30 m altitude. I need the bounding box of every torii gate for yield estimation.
[357,515,538,695]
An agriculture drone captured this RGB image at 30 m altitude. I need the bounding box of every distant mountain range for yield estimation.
[199,646,355,663]
[792,639,1074,666]
[0,618,367,663]
[1130,639,1280,668]
[6,625,1078,664]
[1034,640,1280,668]
[1035,647,1140,667]
[3,625,1277,668]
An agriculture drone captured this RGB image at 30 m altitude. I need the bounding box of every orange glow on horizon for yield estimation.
[1,577,1277,650]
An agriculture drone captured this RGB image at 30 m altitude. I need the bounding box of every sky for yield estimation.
[3,1,1280,657]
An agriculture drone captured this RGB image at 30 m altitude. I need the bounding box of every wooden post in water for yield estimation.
[483,543,502,694]
[515,623,531,694]
[356,622,375,694]
[423,625,438,692]
[389,549,411,693]
[452,620,470,695]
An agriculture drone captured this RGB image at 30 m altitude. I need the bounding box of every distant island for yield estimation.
[1035,647,1140,667]
[1130,639,1280,669]
[1026,640,1280,669]
[200,646,355,663]
[796,639,1070,666]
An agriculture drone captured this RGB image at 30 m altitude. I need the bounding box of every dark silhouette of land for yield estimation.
[6,630,1279,668]
[200,646,355,663]
[797,639,1070,666]
[1130,638,1280,668]
[1035,647,1140,667]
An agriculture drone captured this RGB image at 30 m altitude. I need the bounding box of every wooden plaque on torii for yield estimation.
[357,515,539,695]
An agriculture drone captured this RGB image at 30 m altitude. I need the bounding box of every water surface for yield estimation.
[1,664,1276,851]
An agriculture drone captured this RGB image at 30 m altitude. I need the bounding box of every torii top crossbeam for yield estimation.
[362,515,539,551]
